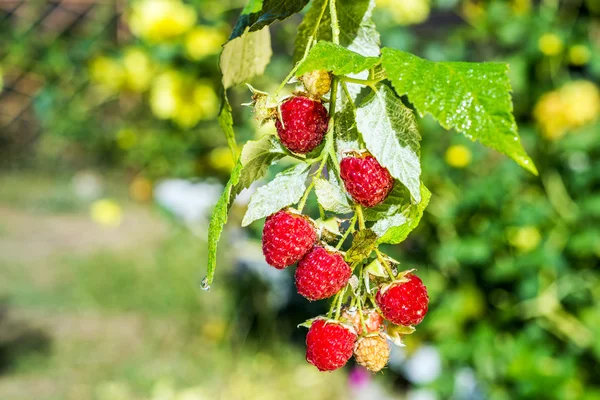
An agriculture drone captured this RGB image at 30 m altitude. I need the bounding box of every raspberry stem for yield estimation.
[339,75,384,87]
[334,285,346,320]
[376,249,396,281]
[274,0,329,96]
[335,214,357,250]
[355,204,366,230]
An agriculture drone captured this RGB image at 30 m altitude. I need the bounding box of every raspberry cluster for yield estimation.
[254,73,429,374]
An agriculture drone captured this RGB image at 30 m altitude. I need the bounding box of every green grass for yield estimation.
[0,172,348,400]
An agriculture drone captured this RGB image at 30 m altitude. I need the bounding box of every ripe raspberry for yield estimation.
[295,246,352,300]
[300,70,332,99]
[341,308,384,335]
[262,209,317,269]
[353,334,390,373]
[306,318,357,371]
[376,274,429,326]
[275,96,329,154]
[340,154,393,207]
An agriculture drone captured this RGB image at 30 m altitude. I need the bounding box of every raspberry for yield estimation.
[341,308,384,335]
[340,154,393,207]
[262,209,317,269]
[306,318,357,371]
[376,274,429,326]
[353,334,390,373]
[295,246,352,300]
[300,70,332,99]
[275,96,329,154]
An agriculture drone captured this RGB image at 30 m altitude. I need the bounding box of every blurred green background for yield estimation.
[1,0,599,399]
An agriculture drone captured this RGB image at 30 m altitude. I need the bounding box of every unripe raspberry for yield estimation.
[262,209,317,269]
[295,246,352,300]
[300,70,332,98]
[306,318,357,371]
[341,308,384,335]
[376,274,429,326]
[340,153,393,207]
[353,334,390,373]
[275,96,329,154]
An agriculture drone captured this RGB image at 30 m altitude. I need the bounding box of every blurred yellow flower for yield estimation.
[129,176,153,203]
[185,26,226,60]
[538,33,563,56]
[445,145,472,168]
[88,56,125,91]
[507,226,541,252]
[377,0,430,25]
[116,128,137,149]
[511,0,531,15]
[568,45,591,66]
[129,0,197,43]
[123,47,155,92]
[461,0,485,23]
[90,199,122,228]
[208,147,235,172]
[534,81,600,140]
[150,70,218,128]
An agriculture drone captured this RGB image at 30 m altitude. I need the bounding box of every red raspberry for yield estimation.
[262,209,317,269]
[340,154,393,207]
[275,96,329,154]
[376,274,429,326]
[306,319,357,371]
[295,246,352,300]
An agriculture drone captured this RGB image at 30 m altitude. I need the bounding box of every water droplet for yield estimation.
[199,276,211,291]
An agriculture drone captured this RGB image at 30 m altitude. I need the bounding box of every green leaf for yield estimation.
[334,105,362,158]
[345,229,378,264]
[314,177,352,214]
[241,163,310,226]
[373,184,432,244]
[218,92,238,161]
[237,135,287,191]
[363,184,406,221]
[206,161,244,286]
[221,27,272,89]
[381,48,538,175]
[294,0,379,62]
[339,0,380,57]
[230,0,309,41]
[356,85,422,202]
[296,41,379,77]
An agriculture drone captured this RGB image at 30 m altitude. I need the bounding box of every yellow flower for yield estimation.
[129,0,197,43]
[445,145,472,168]
[129,176,153,203]
[538,33,563,56]
[208,147,235,172]
[90,199,122,228]
[561,81,600,127]
[185,26,226,60]
[568,45,591,66]
[123,47,154,92]
[150,71,218,128]
[507,226,541,252]
[150,70,182,119]
[88,56,125,91]
[534,81,600,140]
[116,128,137,149]
[378,0,430,25]
[511,0,531,15]
[461,0,485,23]
[533,91,570,140]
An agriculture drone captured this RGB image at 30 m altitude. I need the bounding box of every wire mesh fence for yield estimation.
[0,0,125,161]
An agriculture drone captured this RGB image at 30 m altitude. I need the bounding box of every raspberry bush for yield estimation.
[204,0,537,373]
